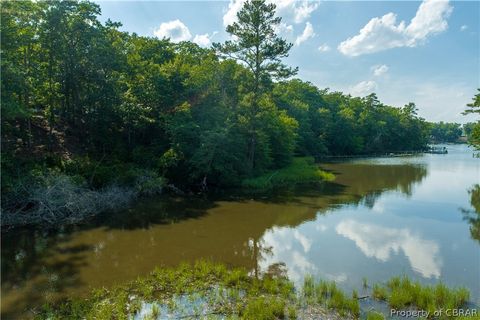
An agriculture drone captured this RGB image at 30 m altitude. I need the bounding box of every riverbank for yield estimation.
[1,157,334,229]
[0,168,165,228]
[38,261,476,320]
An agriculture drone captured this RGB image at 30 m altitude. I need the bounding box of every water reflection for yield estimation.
[259,227,317,283]
[461,184,480,243]
[2,145,479,318]
[336,219,441,278]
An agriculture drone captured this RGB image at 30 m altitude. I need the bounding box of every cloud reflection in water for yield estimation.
[336,219,442,278]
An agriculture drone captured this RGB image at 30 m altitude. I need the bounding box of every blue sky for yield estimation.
[96,0,479,123]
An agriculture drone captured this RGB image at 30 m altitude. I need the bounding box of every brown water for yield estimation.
[2,144,479,318]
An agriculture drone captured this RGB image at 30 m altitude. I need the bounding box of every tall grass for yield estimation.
[242,157,334,191]
[302,275,360,318]
[375,275,470,316]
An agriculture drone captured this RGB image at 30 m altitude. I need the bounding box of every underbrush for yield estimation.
[1,158,165,227]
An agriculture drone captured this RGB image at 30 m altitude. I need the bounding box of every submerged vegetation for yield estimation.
[39,261,477,320]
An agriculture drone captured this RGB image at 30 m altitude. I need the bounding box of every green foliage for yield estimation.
[241,157,334,191]
[429,122,463,143]
[466,122,480,150]
[213,0,297,89]
[463,90,480,149]
[273,80,327,156]
[463,89,480,116]
[213,0,297,172]
[63,157,164,194]
[2,0,434,220]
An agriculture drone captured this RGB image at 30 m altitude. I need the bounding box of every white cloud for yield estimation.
[193,32,217,47]
[318,43,331,52]
[460,25,468,31]
[223,0,245,27]
[372,64,389,76]
[223,0,319,27]
[193,34,210,46]
[350,80,377,96]
[336,219,442,278]
[338,0,453,56]
[154,19,191,42]
[293,1,319,23]
[295,22,315,46]
[293,230,312,253]
[258,226,317,283]
[392,82,475,123]
[275,22,294,35]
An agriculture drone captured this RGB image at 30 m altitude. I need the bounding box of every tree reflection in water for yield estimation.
[462,184,480,243]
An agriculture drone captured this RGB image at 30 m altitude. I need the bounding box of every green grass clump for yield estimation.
[242,296,286,320]
[372,275,472,318]
[301,277,359,318]
[372,283,388,300]
[241,157,334,191]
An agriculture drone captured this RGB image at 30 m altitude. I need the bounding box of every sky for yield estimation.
[95,0,480,123]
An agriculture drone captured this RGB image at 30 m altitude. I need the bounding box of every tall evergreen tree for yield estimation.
[213,0,297,171]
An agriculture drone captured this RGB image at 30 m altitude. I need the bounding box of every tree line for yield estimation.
[428,122,477,143]
[0,0,472,196]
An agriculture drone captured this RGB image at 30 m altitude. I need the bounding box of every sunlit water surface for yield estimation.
[2,144,479,318]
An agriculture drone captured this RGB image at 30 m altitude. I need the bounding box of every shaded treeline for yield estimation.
[2,0,430,196]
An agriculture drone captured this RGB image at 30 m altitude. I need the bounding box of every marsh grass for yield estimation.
[301,275,360,318]
[39,262,476,320]
[371,276,473,319]
[383,276,470,312]
[241,157,334,191]
[39,261,296,320]
[372,283,388,300]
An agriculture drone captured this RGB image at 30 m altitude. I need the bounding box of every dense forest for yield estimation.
[1,0,478,225]
[428,121,478,143]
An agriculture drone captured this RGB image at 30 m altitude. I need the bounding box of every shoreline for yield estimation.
[37,261,477,320]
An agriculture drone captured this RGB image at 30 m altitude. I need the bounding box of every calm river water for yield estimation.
[2,144,479,318]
